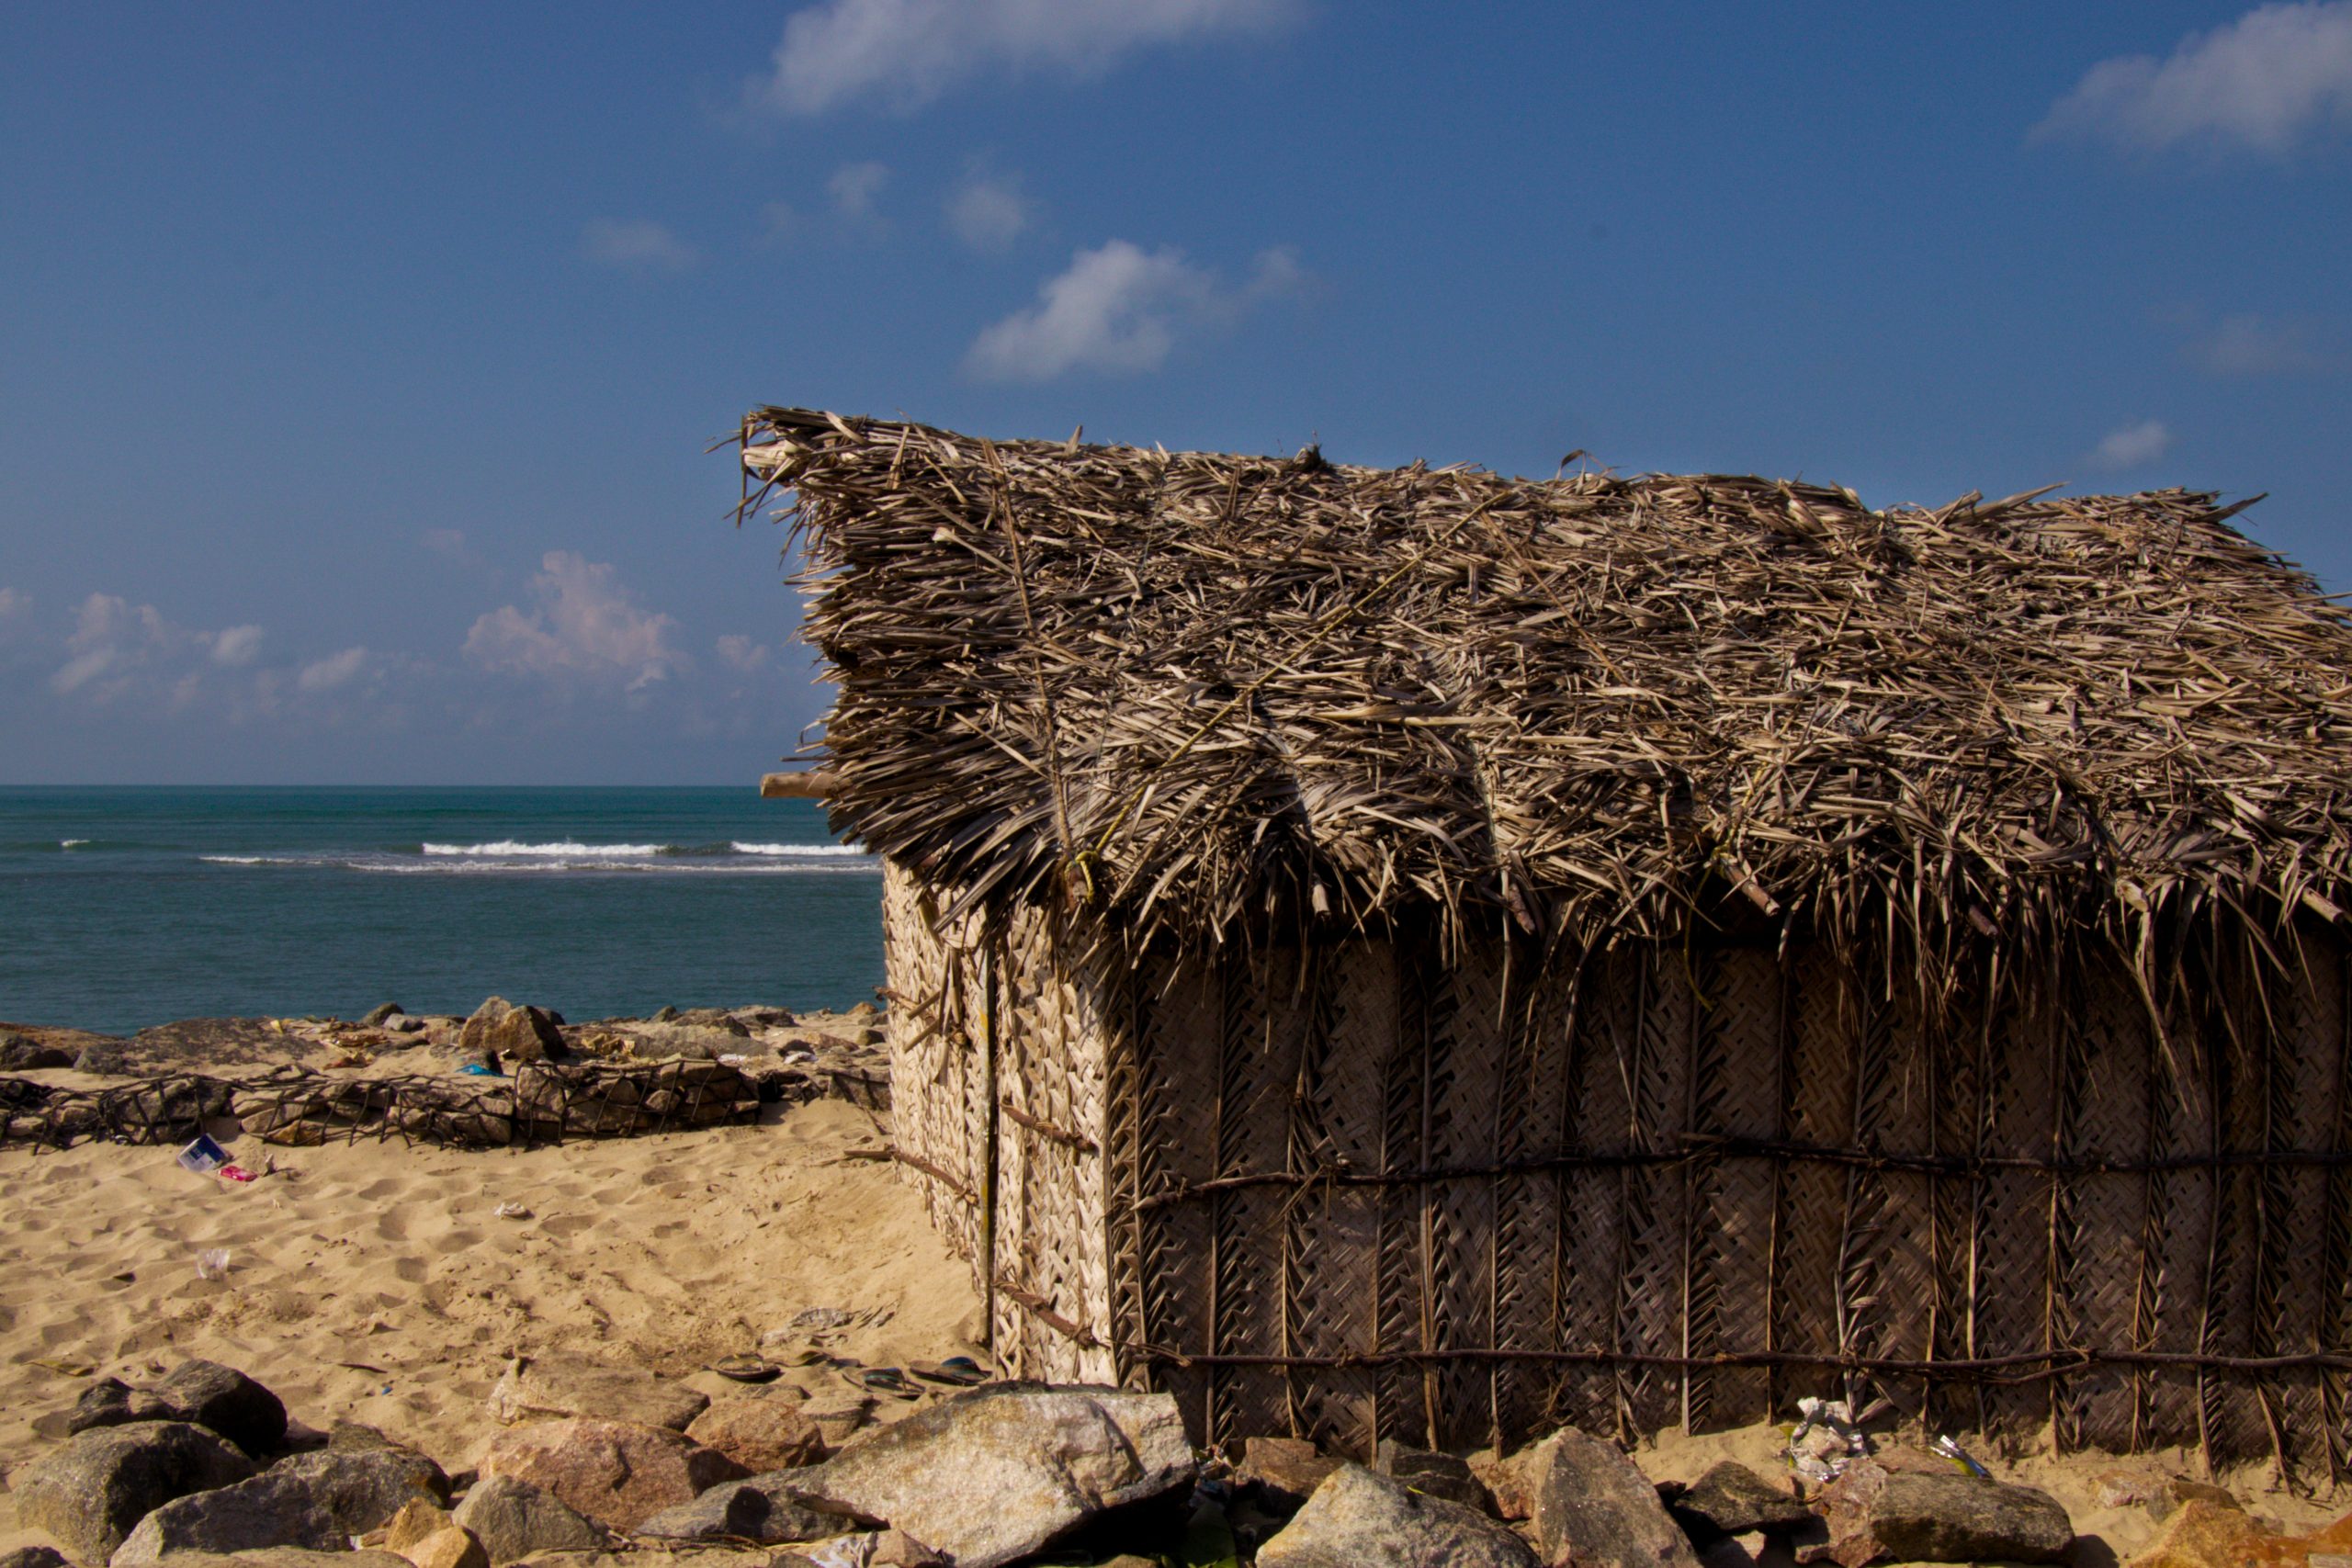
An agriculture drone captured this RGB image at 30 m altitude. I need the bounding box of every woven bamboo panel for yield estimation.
[880,861,980,1257]
[1773,942,1860,1414]
[1554,942,1639,1437]
[1280,939,1394,1456]
[1614,942,1694,1443]
[1132,944,1223,1438]
[2056,964,2154,1453]
[1682,943,1781,1431]
[1490,942,1581,1446]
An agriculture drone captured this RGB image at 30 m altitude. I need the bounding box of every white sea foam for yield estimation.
[422,840,668,857]
[729,841,867,857]
[60,839,90,849]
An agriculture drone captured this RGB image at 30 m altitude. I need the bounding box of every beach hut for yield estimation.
[741,406,2352,1474]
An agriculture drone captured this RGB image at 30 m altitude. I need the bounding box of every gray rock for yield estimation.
[9,1420,258,1564]
[119,1554,411,1568]
[266,1440,451,1532]
[484,1354,708,1432]
[1373,1438,1495,1514]
[777,1382,1194,1568]
[1528,1427,1702,1568]
[363,1003,405,1027]
[1812,1465,2073,1567]
[74,1043,131,1075]
[1239,1435,1342,1509]
[64,1377,177,1436]
[635,1471,843,1545]
[152,1361,287,1457]
[1257,1464,1540,1568]
[450,1474,605,1564]
[0,1035,74,1069]
[108,1468,344,1567]
[1672,1461,1813,1540]
[0,1548,73,1568]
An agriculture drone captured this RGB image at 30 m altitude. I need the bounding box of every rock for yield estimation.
[387,1014,428,1034]
[1373,1438,1494,1513]
[9,1420,259,1564]
[1240,1436,1343,1509]
[109,1468,345,1566]
[449,1474,605,1564]
[635,1472,844,1545]
[0,1035,73,1069]
[364,1004,406,1027]
[462,1000,564,1066]
[2127,1500,2263,1568]
[1526,1427,1702,1568]
[798,1402,872,1448]
[152,1359,288,1456]
[139,1553,412,1568]
[1808,1463,2073,1567]
[1257,1463,1541,1568]
[846,1003,879,1023]
[479,1418,748,1532]
[401,1528,490,1568]
[651,1005,679,1022]
[2150,1478,2245,1522]
[1672,1461,1814,1540]
[1472,1450,1536,1522]
[74,1043,131,1075]
[0,1548,73,1568]
[384,1497,457,1554]
[778,1382,1195,1568]
[266,1439,452,1531]
[685,1397,828,1473]
[674,1009,752,1036]
[65,1377,178,1436]
[484,1355,708,1433]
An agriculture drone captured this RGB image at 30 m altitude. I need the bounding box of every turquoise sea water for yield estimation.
[0,788,884,1036]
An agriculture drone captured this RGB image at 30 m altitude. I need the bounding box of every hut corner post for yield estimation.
[978,928,1000,1362]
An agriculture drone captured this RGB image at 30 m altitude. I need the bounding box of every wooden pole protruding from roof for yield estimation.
[761,771,837,799]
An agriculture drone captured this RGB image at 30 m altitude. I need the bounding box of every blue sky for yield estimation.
[3,2,2348,784]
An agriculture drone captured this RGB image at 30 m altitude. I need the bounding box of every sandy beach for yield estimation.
[0,1074,979,1554]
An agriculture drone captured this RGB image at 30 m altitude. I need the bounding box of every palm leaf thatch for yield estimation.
[741,406,2352,975]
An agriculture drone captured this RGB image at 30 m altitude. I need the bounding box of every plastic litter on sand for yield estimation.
[176,1134,232,1175]
[195,1247,232,1280]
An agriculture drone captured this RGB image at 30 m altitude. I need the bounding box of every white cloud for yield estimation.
[298,646,368,693]
[946,170,1033,253]
[967,240,1305,381]
[716,634,772,673]
[753,0,1301,115]
[581,219,700,273]
[2092,419,2175,470]
[463,551,690,693]
[2189,312,2340,374]
[828,162,891,225]
[52,593,175,697]
[0,587,28,626]
[760,200,802,246]
[209,625,265,667]
[2037,2,2352,154]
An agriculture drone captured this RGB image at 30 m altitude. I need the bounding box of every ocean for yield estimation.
[0,787,884,1036]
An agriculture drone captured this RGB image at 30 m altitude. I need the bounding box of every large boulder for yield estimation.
[777,1383,1195,1568]
[485,1355,708,1432]
[1810,1463,2073,1567]
[152,1359,288,1456]
[1239,1436,1343,1510]
[129,1554,411,1568]
[685,1396,828,1473]
[1527,1427,1702,1568]
[449,1474,605,1564]
[1373,1438,1495,1513]
[1670,1461,1813,1540]
[64,1378,179,1436]
[462,999,563,1066]
[9,1420,258,1564]
[108,1468,345,1567]
[634,1472,844,1545]
[479,1418,747,1532]
[0,1035,73,1069]
[266,1440,452,1532]
[0,1548,72,1568]
[400,1528,490,1568]
[1257,1464,1541,1568]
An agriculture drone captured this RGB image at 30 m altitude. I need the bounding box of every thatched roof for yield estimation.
[743,406,2352,964]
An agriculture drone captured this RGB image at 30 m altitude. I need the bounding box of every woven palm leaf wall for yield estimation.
[885,880,2352,1474]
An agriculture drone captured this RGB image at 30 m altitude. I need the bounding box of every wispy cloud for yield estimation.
[752,0,1303,115]
[297,646,368,693]
[967,240,1304,382]
[2036,2,2352,154]
[53,594,179,698]
[0,587,29,629]
[716,634,772,673]
[463,551,690,694]
[580,218,700,274]
[2187,311,2343,374]
[209,625,265,667]
[828,161,891,228]
[946,168,1033,253]
[2092,419,2175,471]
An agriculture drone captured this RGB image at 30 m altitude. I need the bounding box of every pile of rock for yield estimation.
[22,1350,2338,1568]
